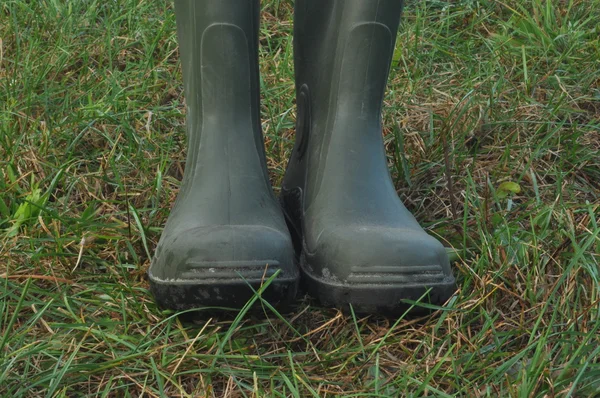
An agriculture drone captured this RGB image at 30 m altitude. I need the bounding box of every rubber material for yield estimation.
[149,0,299,312]
[281,0,456,314]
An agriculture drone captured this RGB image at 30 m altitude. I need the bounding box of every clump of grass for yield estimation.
[1,0,599,396]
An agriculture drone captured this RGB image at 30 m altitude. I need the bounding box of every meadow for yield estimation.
[1,0,599,396]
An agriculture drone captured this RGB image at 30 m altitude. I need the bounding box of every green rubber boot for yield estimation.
[281,0,456,314]
[149,0,299,312]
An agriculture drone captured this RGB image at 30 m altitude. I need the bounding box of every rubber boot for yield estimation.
[149,0,299,312]
[281,0,455,314]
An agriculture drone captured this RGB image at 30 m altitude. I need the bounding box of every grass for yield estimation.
[1,0,599,396]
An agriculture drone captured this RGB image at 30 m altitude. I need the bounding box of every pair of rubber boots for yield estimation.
[148,0,455,315]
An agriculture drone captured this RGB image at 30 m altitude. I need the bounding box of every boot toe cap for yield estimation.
[302,225,456,312]
[148,224,299,311]
[150,224,298,282]
[308,225,451,281]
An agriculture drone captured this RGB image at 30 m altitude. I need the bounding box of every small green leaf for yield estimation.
[497,181,521,199]
[5,188,45,237]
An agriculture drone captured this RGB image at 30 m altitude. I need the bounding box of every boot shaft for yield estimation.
[175,0,261,124]
[173,0,269,189]
[285,0,405,211]
[293,0,404,118]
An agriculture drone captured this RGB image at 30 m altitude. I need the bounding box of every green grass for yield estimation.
[1,0,599,396]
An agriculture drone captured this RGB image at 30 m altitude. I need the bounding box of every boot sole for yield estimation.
[300,251,455,315]
[148,272,299,315]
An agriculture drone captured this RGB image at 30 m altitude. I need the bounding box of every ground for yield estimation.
[1,0,599,396]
